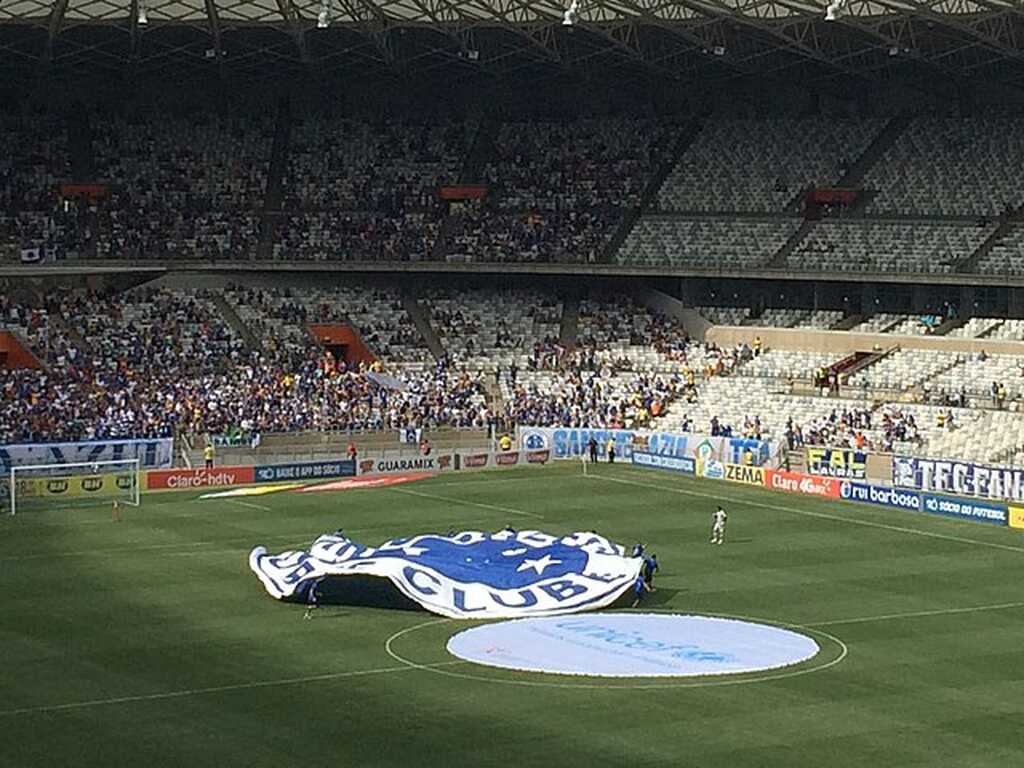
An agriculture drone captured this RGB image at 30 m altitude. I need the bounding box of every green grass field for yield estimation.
[3,462,1023,768]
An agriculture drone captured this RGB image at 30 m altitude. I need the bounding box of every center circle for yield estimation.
[446,613,820,678]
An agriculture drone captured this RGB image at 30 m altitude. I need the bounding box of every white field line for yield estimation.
[225,500,272,512]
[0,660,466,718]
[0,517,504,563]
[1,471,561,529]
[385,487,545,519]
[805,600,1024,627]
[588,470,1024,555]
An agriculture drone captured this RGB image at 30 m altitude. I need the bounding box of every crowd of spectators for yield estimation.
[784,405,924,453]
[90,104,272,260]
[0,285,492,443]
[447,119,674,263]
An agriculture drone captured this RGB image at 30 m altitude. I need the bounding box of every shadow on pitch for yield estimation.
[288,575,425,613]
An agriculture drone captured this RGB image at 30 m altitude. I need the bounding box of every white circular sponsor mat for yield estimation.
[446,613,820,678]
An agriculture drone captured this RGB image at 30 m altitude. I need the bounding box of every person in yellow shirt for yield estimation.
[204,443,215,469]
[498,434,513,452]
[606,437,616,463]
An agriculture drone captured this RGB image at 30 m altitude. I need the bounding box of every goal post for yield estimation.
[7,459,141,516]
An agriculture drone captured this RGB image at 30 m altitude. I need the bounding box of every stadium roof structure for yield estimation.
[2,0,1024,89]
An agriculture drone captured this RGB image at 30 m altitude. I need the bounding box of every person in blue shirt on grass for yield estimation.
[631,571,652,607]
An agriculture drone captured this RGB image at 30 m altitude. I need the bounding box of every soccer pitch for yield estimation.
[3,463,1023,768]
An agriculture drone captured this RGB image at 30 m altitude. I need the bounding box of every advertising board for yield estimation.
[764,469,841,498]
[146,466,255,491]
[920,493,1008,526]
[631,452,695,475]
[254,460,355,483]
[724,464,766,486]
[839,481,921,511]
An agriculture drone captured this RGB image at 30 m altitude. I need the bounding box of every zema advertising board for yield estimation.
[724,464,765,486]
[147,466,255,490]
[920,493,1008,526]
[839,481,920,511]
[764,469,840,498]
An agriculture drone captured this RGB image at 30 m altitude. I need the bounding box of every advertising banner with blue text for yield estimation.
[520,427,771,467]
[920,493,1008,526]
[892,456,1024,504]
[0,437,173,472]
[839,481,921,512]
[631,452,695,475]
[254,460,355,484]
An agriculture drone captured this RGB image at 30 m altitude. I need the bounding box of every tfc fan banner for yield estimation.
[892,456,1024,504]
[146,466,255,490]
[764,469,841,498]
[806,448,867,479]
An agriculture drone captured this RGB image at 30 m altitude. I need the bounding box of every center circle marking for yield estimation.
[445,613,820,678]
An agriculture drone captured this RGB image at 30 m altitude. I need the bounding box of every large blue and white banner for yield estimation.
[520,427,771,467]
[0,437,174,472]
[892,456,1024,504]
[250,529,643,619]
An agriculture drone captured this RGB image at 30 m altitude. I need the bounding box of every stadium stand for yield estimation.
[790,220,995,274]
[616,216,799,268]
[92,107,272,260]
[656,118,883,213]
[864,117,1024,216]
[976,223,1024,275]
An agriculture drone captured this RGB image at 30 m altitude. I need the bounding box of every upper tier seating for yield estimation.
[864,117,1024,216]
[658,118,883,212]
[791,220,994,274]
[617,216,799,268]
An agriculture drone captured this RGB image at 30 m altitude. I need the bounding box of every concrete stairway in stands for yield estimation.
[431,118,500,262]
[601,117,704,264]
[955,204,1024,274]
[559,299,579,348]
[836,113,912,190]
[210,292,262,350]
[401,293,445,361]
[257,96,293,260]
[66,103,96,181]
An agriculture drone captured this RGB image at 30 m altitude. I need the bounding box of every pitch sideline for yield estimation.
[587,468,1024,555]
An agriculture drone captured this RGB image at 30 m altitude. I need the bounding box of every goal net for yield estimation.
[6,459,141,515]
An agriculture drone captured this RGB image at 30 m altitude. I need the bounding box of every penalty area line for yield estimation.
[0,659,466,718]
[587,470,1024,556]
[385,487,544,520]
[805,600,1024,627]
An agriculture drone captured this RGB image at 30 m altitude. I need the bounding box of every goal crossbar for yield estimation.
[8,458,141,516]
